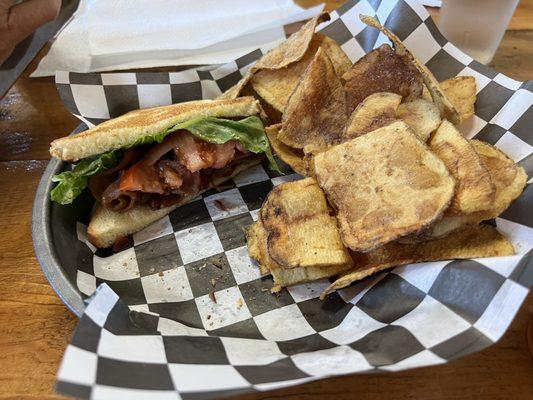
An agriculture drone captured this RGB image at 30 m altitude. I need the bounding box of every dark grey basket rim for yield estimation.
[32,124,87,317]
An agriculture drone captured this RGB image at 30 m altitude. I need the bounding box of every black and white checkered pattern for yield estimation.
[54,1,532,398]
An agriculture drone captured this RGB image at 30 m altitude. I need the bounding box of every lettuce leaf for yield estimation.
[50,116,279,205]
[173,116,280,173]
[50,150,121,205]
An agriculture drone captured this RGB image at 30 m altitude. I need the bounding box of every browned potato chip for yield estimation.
[426,140,527,238]
[252,35,351,112]
[430,120,495,213]
[260,178,353,269]
[396,98,441,142]
[278,48,348,153]
[321,224,514,297]
[253,13,330,70]
[313,121,455,251]
[247,218,351,291]
[360,15,460,125]
[265,124,307,176]
[219,13,330,100]
[345,92,401,139]
[440,76,477,123]
[246,220,272,275]
[342,44,423,113]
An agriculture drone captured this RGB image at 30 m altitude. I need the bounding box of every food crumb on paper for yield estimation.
[211,256,224,269]
[158,272,164,277]
[236,298,243,309]
[209,292,217,303]
[214,199,228,211]
[207,314,211,320]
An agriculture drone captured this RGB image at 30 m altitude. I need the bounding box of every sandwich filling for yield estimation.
[51,116,278,211]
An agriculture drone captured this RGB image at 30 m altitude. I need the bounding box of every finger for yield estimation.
[0,42,15,65]
[0,0,18,27]
[7,0,61,43]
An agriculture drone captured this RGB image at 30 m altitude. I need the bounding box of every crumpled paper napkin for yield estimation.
[32,0,323,77]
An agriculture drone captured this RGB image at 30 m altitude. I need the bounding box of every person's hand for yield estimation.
[0,0,61,65]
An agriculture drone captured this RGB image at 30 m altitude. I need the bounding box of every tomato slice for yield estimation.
[119,162,166,194]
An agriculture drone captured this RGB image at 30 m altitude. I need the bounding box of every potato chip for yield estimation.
[425,140,527,238]
[247,219,351,291]
[313,121,455,251]
[440,76,477,123]
[360,15,460,125]
[218,13,330,100]
[321,224,514,297]
[396,98,441,142]
[342,44,423,113]
[278,48,348,153]
[260,178,353,269]
[430,120,495,213]
[265,124,308,176]
[252,35,351,112]
[344,92,401,139]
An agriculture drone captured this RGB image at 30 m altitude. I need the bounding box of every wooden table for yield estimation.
[1,1,532,399]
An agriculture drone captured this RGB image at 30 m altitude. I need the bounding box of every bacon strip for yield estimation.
[100,130,247,212]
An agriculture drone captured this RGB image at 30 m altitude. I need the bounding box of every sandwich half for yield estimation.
[49,97,276,248]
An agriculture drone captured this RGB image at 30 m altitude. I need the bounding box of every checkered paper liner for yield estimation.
[52,1,533,399]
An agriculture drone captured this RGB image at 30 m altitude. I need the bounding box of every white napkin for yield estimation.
[32,0,323,77]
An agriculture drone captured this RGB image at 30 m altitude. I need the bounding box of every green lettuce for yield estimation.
[51,116,279,205]
[50,150,121,205]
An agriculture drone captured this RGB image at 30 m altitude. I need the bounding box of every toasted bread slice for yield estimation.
[252,35,351,112]
[342,44,423,113]
[50,97,263,162]
[260,178,352,269]
[397,98,441,142]
[345,92,402,139]
[322,224,514,297]
[313,121,455,251]
[278,48,347,153]
[88,157,262,248]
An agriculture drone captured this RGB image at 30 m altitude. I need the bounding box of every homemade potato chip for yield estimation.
[252,35,351,112]
[430,120,495,213]
[265,124,307,176]
[278,48,348,153]
[246,220,272,275]
[313,121,455,251]
[425,140,527,238]
[360,15,460,125]
[247,218,351,291]
[342,44,423,113]
[396,99,441,142]
[440,76,477,123]
[260,178,353,269]
[345,92,401,139]
[321,224,514,297]
[219,13,330,100]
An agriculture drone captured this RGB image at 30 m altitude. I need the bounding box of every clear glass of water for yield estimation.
[438,0,520,64]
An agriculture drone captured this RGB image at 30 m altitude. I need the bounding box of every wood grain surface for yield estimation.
[0,1,532,399]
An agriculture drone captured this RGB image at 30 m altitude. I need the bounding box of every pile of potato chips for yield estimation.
[224,13,527,297]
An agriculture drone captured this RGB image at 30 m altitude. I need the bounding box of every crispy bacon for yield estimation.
[101,179,140,212]
[99,130,248,212]
[89,148,143,199]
